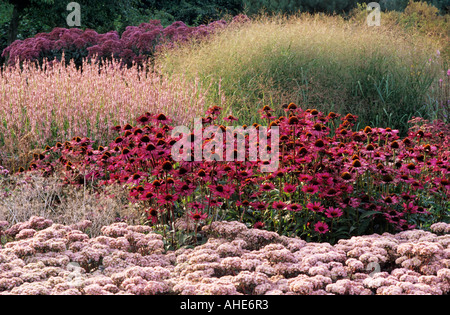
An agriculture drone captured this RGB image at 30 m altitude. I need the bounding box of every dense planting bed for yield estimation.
[1,217,449,295]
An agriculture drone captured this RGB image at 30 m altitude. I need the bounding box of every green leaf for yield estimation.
[360,210,381,219]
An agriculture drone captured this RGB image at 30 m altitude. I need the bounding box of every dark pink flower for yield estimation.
[314,221,329,234]
[189,210,208,221]
[302,184,319,194]
[325,207,343,219]
[283,183,297,194]
[272,201,287,210]
[306,202,325,213]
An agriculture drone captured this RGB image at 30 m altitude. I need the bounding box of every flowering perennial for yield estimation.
[1,19,230,67]
[0,217,449,295]
[27,104,450,243]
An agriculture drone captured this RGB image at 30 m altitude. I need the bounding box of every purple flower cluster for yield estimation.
[1,18,232,67]
[1,216,449,295]
[0,166,8,177]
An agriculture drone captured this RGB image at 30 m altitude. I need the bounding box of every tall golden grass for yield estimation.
[159,12,444,131]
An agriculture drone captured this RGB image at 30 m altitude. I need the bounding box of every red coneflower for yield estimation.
[314,221,329,234]
[341,172,352,181]
[136,114,151,125]
[123,124,133,131]
[283,183,297,194]
[314,139,325,148]
[325,207,343,219]
[253,221,265,229]
[140,191,155,201]
[157,193,178,205]
[155,113,172,124]
[260,182,275,192]
[352,159,362,168]
[287,204,302,212]
[176,183,195,196]
[302,184,319,194]
[306,201,325,213]
[390,141,400,149]
[152,179,162,188]
[251,201,267,211]
[206,105,222,116]
[197,169,206,177]
[262,105,272,112]
[272,201,287,210]
[140,135,151,143]
[363,126,372,134]
[161,161,173,172]
[189,210,208,221]
[381,174,394,183]
[288,116,299,125]
[323,187,339,197]
[146,208,159,224]
[224,115,238,122]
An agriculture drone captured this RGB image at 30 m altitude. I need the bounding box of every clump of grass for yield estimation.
[159,12,443,133]
[0,172,138,237]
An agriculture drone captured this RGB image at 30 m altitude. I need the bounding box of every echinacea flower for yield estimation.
[223,115,238,122]
[287,204,302,212]
[314,221,329,234]
[139,191,155,201]
[209,184,235,199]
[306,202,325,213]
[253,221,265,229]
[402,202,419,214]
[302,184,319,194]
[136,113,151,125]
[260,182,275,192]
[157,193,178,205]
[321,187,341,198]
[146,208,159,224]
[176,183,196,196]
[188,210,208,221]
[272,201,287,210]
[188,201,205,210]
[161,161,173,172]
[283,183,297,194]
[251,201,268,211]
[154,113,172,124]
[128,171,146,184]
[206,105,222,116]
[325,207,343,219]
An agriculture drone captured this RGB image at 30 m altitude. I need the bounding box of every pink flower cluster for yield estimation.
[1,18,231,67]
[0,166,8,176]
[1,217,449,295]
